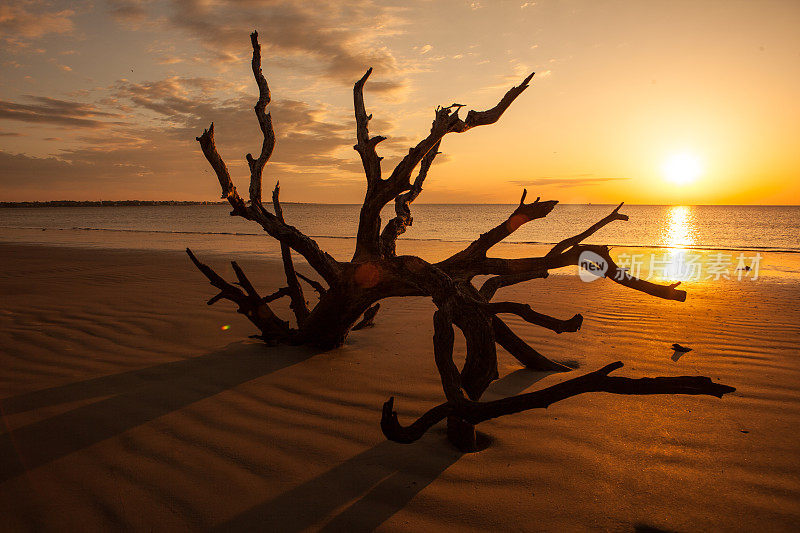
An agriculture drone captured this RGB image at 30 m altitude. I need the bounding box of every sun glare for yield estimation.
[662,152,703,185]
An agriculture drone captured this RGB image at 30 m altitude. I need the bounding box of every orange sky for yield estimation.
[1,1,798,204]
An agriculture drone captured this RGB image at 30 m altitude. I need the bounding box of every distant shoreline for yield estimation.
[1,201,798,208]
[0,201,229,208]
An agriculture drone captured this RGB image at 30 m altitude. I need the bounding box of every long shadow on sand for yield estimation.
[0,341,315,482]
[216,367,552,532]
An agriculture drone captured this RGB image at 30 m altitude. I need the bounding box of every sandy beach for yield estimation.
[2,242,800,531]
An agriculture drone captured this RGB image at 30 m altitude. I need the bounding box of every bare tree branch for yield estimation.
[353,67,386,186]
[230,260,260,299]
[439,202,686,302]
[262,286,291,303]
[380,141,441,256]
[186,248,291,341]
[386,73,535,200]
[547,202,627,257]
[353,74,536,261]
[486,301,583,334]
[195,124,341,284]
[272,182,309,324]
[466,245,686,301]
[195,33,340,285]
[296,272,327,296]
[196,123,248,216]
[191,35,731,451]
[381,361,736,443]
[352,303,380,330]
[479,270,549,300]
[588,245,687,301]
[431,307,468,403]
[445,190,558,267]
[445,201,623,283]
[245,30,276,205]
[492,317,572,371]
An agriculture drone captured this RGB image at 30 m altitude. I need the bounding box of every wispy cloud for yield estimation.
[112,76,356,168]
[0,2,75,41]
[509,176,630,188]
[106,0,149,23]
[0,1,78,57]
[0,96,122,128]
[109,1,408,91]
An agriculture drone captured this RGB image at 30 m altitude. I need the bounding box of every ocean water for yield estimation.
[1,204,798,253]
[3,204,800,284]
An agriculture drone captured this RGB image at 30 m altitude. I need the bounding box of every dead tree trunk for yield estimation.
[188,31,735,451]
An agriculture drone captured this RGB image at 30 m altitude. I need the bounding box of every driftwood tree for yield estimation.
[188,32,734,451]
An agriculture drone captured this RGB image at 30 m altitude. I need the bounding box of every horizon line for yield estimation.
[2,200,799,208]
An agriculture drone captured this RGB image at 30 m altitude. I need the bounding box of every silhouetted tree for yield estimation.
[188,32,734,451]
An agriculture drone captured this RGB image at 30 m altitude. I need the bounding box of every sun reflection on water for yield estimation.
[662,206,697,249]
[652,206,699,282]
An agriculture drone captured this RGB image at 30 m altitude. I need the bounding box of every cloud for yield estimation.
[0,96,123,128]
[109,1,408,89]
[111,76,357,169]
[0,72,375,199]
[0,149,152,199]
[509,176,630,188]
[156,56,183,65]
[0,150,95,183]
[106,0,149,23]
[0,146,200,200]
[0,2,425,200]
[0,2,75,45]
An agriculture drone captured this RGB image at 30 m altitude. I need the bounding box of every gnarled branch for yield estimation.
[432,307,466,403]
[585,245,686,301]
[547,202,627,257]
[386,72,535,200]
[245,30,276,205]
[381,361,736,444]
[296,272,327,296]
[191,33,731,451]
[272,182,309,324]
[353,68,386,187]
[196,123,247,216]
[479,270,549,300]
[469,245,686,301]
[186,248,291,341]
[445,189,557,268]
[492,316,572,371]
[379,140,441,257]
[195,34,341,285]
[486,301,583,334]
[195,128,340,285]
[442,202,686,302]
[352,303,380,330]
[353,73,536,261]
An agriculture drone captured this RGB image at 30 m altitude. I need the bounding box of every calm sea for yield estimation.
[1,204,798,253]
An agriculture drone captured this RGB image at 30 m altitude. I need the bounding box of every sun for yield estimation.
[662,152,703,185]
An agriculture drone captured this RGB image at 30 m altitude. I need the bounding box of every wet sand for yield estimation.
[1,242,799,531]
